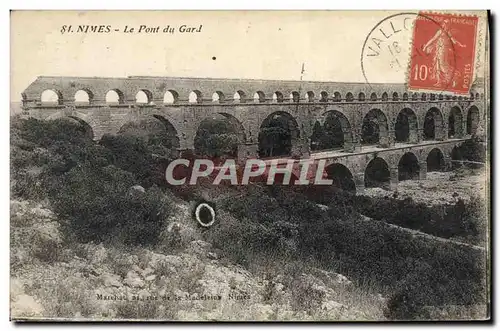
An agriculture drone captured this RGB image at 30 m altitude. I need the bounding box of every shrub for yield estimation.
[15,117,92,148]
[353,194,486,245]
[48,165,172,246]
[208,185,487,320]
[11,118,178,246]
[453,138,486,169]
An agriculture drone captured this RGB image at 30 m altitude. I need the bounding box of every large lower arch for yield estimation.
[46,112,95,139]
[448,106,464,138]
[117,115,180,159]
[395,108,418,143]
[426,148,446,172]
[466,106,480,135]
[361,109,389,146]
[193,113,246,159]
[423,107,444,140]
[364,157,390,188]
[310,110,353,151]
[258,111,300,158]
[325,163,356,192]
[398,152,420,181]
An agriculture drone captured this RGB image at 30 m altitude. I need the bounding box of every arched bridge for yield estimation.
[22,75,486,192]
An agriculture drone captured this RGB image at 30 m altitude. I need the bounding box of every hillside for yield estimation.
[10,116,489,321]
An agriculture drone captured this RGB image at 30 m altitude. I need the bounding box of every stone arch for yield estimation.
[212,91,225,103]
[430,93,436,101]
[217,113,246,142]
[320,91,328,102]
[466,106,480,135]
[41,89,63,105]
[398,152,420,181]
[346,92,354,102]
[470,92,475,100]
[46,111,95,139]
[381,92,388,101]
[333,92,342,102]
[426,147,446,172]
[364,157,390,188]
[423,107,444,140]
[395,108,418,143]
[411,93,418,101]
[273,91,284,103]
[361,108,389,146]
[475,93,480,100]
[305,91,315,102]
[438,94,444,100]
[358,92,366,101]
[290,91,300,103]
[402,93,408,101]
[193,113,246,159]
[370,92,377,101]
[325,163,356,192]
[189,90,203,103]
[258,111,300,158]
[117,114,181,158]
[105,89,125,104]
[448,106,464,138]
[164,90,179,104]
[74,89,93,104]
[254,91,266,103]
[392,92,399,101]
[233,90,246,103]
[311,110,353,151]
[421,93,427,101]
[135,89,153,104]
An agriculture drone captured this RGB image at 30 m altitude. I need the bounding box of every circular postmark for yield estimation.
[361,12,459,90]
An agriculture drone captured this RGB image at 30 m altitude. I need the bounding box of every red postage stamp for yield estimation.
[408,12,479,94]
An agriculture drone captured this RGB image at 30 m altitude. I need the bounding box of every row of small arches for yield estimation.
[40,89,485,105]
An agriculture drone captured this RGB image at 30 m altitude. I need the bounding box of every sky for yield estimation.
[10,10,488,101]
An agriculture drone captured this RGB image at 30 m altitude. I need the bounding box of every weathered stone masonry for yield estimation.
[21,76,486,192]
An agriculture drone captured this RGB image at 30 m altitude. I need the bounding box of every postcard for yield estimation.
[10,10,490,321]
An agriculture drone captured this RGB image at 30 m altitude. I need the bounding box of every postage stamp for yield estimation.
[408,12,479,94]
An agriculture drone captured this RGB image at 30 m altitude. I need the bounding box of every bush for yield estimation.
[14,117,92,148]
[208,185,487,320]
[453,138,486,169]
[11,117,176,246]
[353,194,486,246]
[48,165,172,246]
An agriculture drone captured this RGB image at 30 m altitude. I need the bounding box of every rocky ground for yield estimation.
[10,198,385,321]
[363,168,487,206]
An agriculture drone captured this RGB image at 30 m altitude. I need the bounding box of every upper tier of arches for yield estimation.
[24,76,485,105]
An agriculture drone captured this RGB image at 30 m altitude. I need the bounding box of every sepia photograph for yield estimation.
[9,10,490,322]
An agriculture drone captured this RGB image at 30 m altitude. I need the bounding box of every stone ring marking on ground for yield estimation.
[194,202,216,227]
[361,12,461,92]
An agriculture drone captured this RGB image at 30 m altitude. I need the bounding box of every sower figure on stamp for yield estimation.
[422,19,466,88]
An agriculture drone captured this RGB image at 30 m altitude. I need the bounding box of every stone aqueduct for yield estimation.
[22,76,486,192]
